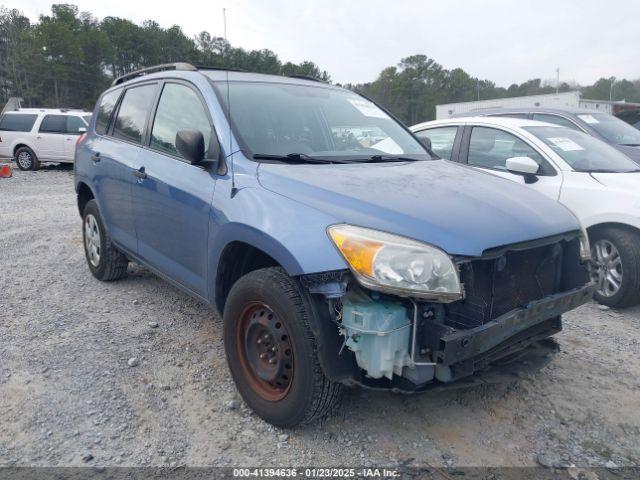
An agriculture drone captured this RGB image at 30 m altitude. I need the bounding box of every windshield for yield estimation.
[577,113,640,146]
[213,81,430,161]
[525,125,640,173]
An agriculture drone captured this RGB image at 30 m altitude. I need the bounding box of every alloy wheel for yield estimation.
[591,239,623,298]
[17,151,33,170]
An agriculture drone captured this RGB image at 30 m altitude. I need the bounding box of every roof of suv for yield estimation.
[110,62,339,90]
[5,108,89,115]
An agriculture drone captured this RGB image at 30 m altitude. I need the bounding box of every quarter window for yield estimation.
[414,127,458,160]
[150,83,211,158]
[96,89,121,135]
[468,127,544,171]
[0,113,38,132]
[66,116,86,134]
[112,84,157,144]
[532,114,581,131]
[39,115,67,133]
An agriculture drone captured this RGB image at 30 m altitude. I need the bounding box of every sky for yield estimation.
[5,0,640,87]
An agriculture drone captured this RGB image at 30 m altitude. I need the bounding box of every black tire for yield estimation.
[223,267,342,427]
[82,199,128,281]
[14,146,40,171]
[591,226,640,308]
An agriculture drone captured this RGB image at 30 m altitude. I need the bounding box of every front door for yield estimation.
[131,81,217,298]
[461,126,563,200]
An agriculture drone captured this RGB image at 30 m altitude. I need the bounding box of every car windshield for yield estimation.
[525,125,640,173]
[577,113,640,146]
[212,81,431,161]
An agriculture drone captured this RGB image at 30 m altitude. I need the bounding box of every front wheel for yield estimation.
[591,227,640,308]
[223,267,342,427]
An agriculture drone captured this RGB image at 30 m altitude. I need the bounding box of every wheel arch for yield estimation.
[76,181,96,217]
[212,234,302,314]
[586,221,640,238]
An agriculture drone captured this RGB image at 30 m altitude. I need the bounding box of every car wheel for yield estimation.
[82,199,128,281]
[14,147,40,171]
[590,227,640,308]
[223,267,342,427]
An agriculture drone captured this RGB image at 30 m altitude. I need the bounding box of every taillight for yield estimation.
[76,133,87,146]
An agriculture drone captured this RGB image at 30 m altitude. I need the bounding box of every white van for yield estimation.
[0,108,92,170]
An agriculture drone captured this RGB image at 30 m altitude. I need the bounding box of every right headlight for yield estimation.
[328,224,462,301]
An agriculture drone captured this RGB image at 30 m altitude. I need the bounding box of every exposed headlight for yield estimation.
[327,224,462,301]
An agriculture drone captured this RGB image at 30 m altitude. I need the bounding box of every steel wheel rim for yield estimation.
[236,303,294,401]
[84,214,101,267]
[17,151,32,169]
[591,239,622,297]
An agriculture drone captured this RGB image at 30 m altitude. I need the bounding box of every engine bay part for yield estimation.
[341,291,412,380]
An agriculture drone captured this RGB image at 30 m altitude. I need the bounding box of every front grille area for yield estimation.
[446,235,588,329]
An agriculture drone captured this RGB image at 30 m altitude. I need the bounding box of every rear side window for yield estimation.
[415,127,458,159]
[0,113,38,132]
[95,89,122,135]
[39,115,67,133]
[150,83,211,158]
[67,116,86,134]
[112,84,157,144]
[532,113,582,131]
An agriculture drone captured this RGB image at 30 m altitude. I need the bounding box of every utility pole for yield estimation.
[477,79,480,101]
[610,77,616,102]
[556,67,560,94]
[223,8,227,40]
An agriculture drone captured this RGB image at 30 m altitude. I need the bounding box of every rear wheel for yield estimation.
[591,227,640,308]
[82,199,128,281]
[223,267,342,427]
[14,147,39,171]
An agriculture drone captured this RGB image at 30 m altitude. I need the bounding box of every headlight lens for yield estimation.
[328,224,462,299]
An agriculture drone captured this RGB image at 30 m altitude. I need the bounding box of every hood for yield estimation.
[257,159,580,257]
[614,144,640,164]
[590,171,640,190]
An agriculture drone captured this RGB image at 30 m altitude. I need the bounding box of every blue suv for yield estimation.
[75,63,594,427]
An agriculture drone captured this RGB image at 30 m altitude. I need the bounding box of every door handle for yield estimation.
[133,167,147,179]
[36,136,42,139]
[91,152,101,162]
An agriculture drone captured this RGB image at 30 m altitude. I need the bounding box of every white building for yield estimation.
[436,91,639,119]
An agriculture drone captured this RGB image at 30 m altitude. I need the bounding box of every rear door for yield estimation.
[131,80,217,297]
[36,114,67,160]
[91,83,158,253]
[460,125,563,200]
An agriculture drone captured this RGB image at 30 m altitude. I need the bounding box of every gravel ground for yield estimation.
[1,166,639,469]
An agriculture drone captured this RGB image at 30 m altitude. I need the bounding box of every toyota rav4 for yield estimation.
[75,63,595,427]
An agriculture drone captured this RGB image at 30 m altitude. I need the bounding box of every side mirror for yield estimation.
[176,130,205,164]
[506,156,539,184]
[418,136,432,150]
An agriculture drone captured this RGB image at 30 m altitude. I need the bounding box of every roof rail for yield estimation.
[286,74,325,83]
[194,65,246,73]
[111,62,197,86]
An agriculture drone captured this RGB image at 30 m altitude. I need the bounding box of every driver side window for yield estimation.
[468,127,544,171]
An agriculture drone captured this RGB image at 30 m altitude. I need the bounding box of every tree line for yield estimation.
[1,4,639,124]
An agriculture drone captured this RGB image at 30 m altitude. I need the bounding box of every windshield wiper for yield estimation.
[354,154,423,163]
[582,168,640,173]
[252,153,346,164]
[619,143,640,147]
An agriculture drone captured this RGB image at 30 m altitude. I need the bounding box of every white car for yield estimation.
[411,116,640,308]
[0,108,91,170]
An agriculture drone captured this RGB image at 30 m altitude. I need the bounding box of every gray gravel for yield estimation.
[1,166,639,468]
